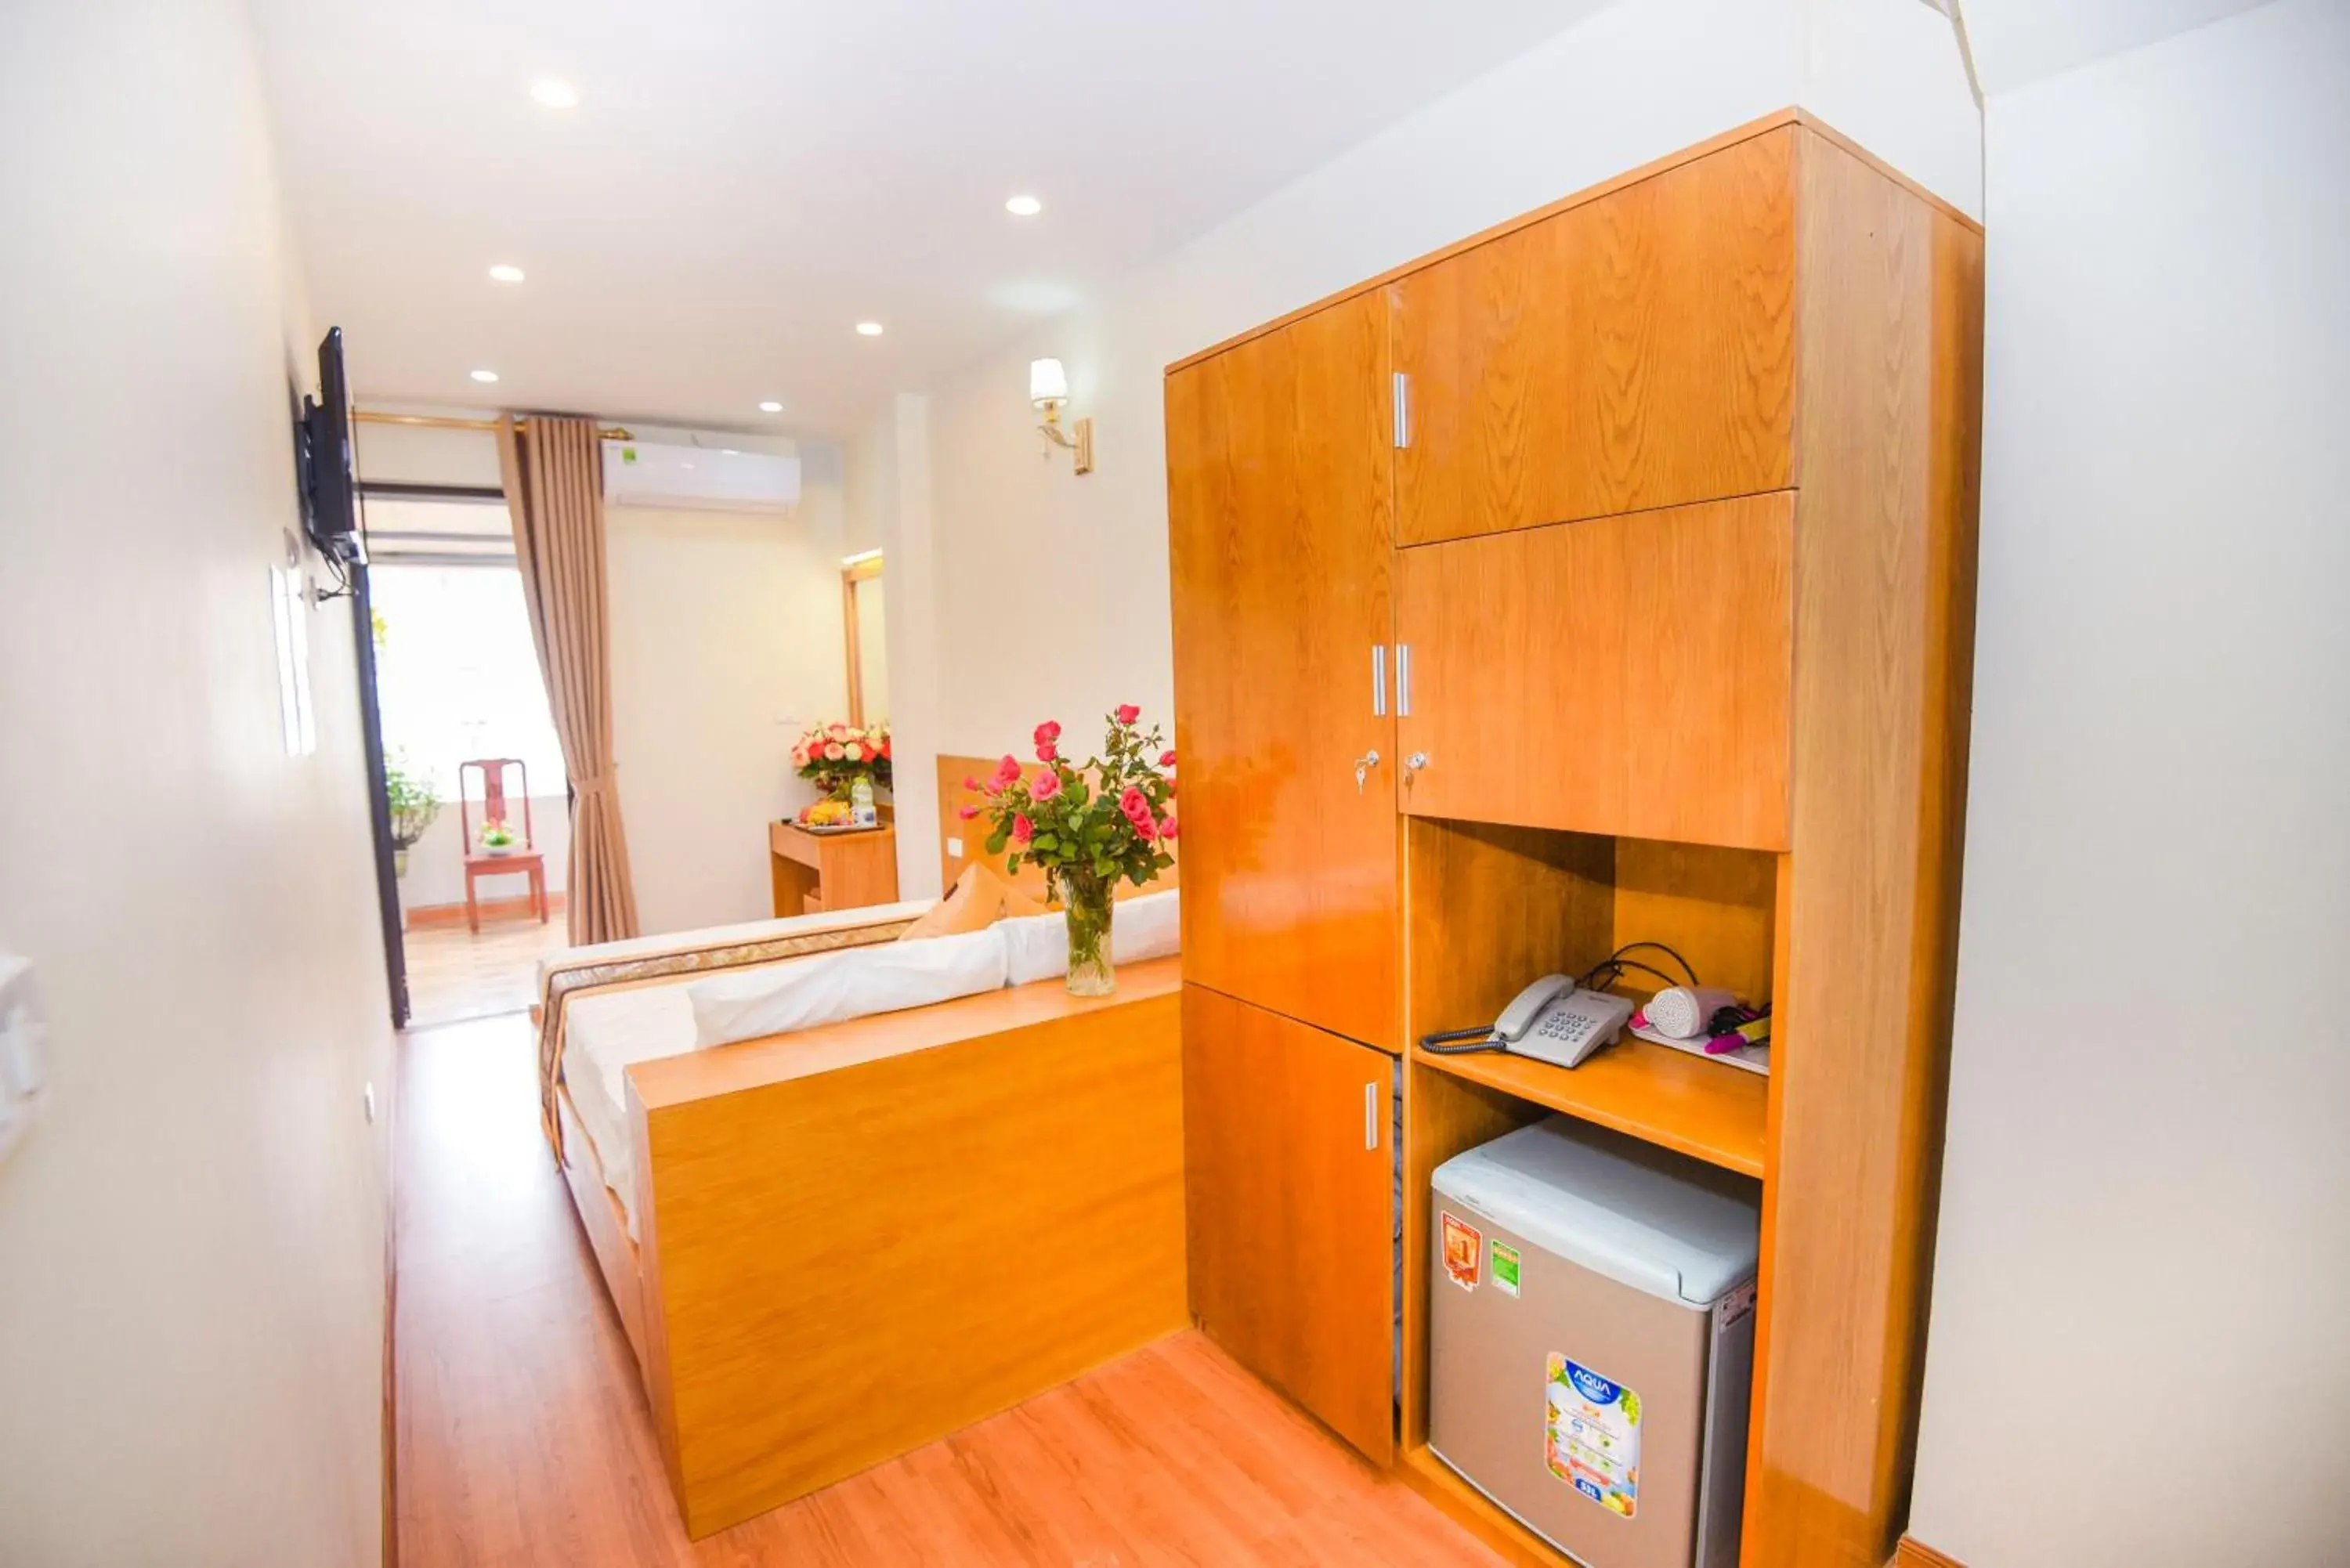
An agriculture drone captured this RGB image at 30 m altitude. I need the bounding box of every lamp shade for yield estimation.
[1029,357,1069,407]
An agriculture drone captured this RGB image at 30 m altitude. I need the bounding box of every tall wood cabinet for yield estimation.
[1166,110,1983,1568]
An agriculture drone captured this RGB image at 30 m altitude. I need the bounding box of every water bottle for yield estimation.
[851,774,877,829]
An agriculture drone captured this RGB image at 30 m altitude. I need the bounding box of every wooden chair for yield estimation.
[458,757,548,934]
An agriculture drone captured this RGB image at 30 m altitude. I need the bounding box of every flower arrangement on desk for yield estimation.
[964,705,1176,996]
[793,719,892,798]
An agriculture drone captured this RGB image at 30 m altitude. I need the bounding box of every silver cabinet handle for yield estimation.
[1396,643,1412,716]
[1365,1082,1379,1151]
[1405,752,1429,771]
[1353,750,1381,794]
[1372,645,1386,717]
[1391,373,1410,450]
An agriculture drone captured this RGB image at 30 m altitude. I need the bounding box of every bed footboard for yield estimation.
[624,956,1188,1537]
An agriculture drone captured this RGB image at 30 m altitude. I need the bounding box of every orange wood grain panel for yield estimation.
[1401,816,1614,1048]
[1611,837,1778,1006]
[1182,982,1397,1465]
[1166,110,1805,377]
[1410,1039,1767,1180]
[1390,128,1796,544]
[1895,1535,1971,1568]
[1740,130,1984,1568]
[1167,288,1401,1050]
[628,974,1188,1537]
[1394,493,1795,850]
[768,821,898,917]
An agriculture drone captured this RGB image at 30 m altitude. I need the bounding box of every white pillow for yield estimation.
[1001,888,1182,988]
[687,925,1010,1048]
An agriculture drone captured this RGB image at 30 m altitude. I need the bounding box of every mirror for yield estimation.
[842,551,887,725]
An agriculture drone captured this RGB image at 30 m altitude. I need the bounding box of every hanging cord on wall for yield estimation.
[1415,941,1702,1057]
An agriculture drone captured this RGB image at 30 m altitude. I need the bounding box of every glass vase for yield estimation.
[1060,871,1115,997]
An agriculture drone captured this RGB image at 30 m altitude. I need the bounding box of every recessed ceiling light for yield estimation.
[855,321,885,337]
[1005,194,1043,217]
[530,78,579,110]
[469,369,501,384]
[758,399,784,414]
[488,263,526,284]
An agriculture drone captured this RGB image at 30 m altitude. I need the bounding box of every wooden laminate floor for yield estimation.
[401,915,569,1027]
[395,1011,1502,1567]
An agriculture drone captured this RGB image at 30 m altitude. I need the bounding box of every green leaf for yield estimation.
[1153,853,1175,869]
[985,828,1009,856]
[1033,833,1059,851]
[1006,852,1023,873]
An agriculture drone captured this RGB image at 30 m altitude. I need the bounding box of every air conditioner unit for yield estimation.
[602,441,801,514]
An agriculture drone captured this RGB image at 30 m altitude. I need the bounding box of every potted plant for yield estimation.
[384,751,440,878]
[479,819,518,856]
[965,706,1176,996]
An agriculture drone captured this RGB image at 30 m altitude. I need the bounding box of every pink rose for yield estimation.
[1012,813,1034,845]
[1114,703,1141,726]
[827,723,848,740]
[1033,720,1061,746]
[880,740,891,758]
[1036,739,1058,764]
[992,753,1022,789]
[826,742,845,761]
[962,775,985,793]
[1157,815,1179,841]
[1119,786,1155,837]
[958,804,980,820]
[1159,749,1177,768]
[1032,768,1063,801]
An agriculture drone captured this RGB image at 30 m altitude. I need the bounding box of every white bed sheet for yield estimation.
[562,981,707,1240]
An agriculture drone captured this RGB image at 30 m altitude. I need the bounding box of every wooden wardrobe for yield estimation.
[1165,110,1983,1568]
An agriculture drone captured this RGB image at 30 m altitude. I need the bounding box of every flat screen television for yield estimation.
[298,327,363,564]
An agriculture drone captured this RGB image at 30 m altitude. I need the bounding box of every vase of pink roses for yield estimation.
[965,704,1177,996]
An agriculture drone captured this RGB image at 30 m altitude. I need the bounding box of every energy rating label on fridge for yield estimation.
[1545,1353,1642,1519]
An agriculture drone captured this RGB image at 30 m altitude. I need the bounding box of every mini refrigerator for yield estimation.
[1429,1116,1760,1568]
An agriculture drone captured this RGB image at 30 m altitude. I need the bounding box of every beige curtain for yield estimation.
[496,414,640,945]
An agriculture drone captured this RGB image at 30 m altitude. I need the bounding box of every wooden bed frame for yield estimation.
[551,956,1188,1538]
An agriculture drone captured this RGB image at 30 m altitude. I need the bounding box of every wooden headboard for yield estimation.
[935,753,1178,905]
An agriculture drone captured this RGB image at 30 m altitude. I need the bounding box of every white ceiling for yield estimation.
[1955,0,2275,95]
[249,0,1610,436]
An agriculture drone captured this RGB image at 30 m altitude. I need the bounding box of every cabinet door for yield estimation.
[1394,493,1794,850]
[1182,984,1394,1464]
[1392,127,1796,546]
[1166,291,1399,1049]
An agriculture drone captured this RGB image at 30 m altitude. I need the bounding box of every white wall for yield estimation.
[1909,3,2350,1563]
[845,394,947,901]
[0,2,391,1563]
[606,464,852,934]
[916,0,1976,761]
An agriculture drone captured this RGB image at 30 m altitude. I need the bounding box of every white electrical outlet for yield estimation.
[945,836,964,858]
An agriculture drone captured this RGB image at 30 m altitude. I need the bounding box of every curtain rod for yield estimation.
[353,410,635,442]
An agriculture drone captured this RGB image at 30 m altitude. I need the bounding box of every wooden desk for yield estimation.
[768,821,898,917]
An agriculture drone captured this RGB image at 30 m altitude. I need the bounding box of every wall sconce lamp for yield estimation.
[1029,358,1093,475]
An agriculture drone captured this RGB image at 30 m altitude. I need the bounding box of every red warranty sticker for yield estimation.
[1441,1212,1483,1291]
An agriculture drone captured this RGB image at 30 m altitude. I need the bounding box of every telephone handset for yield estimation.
[1425,973,1636,1069]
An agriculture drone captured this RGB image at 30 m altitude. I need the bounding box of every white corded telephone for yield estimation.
[1484,974,1636,1069]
